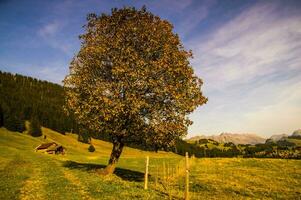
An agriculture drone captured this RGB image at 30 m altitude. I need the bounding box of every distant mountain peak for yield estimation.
[188,133,266,145]
[268,134,288,142]
[292,129,301,136]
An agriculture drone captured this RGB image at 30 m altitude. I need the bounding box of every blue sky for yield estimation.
[0,0,300,137]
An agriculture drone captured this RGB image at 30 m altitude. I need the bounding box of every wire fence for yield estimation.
[144,153,196,199]
[142,156,300,200]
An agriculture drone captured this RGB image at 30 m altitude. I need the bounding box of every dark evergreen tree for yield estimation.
[4,114,25,133]
[28,117,42,137]
[0,105,3,127]
[16,116,26,133]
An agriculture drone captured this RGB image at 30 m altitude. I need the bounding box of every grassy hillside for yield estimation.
[288,138,301,146]
[0,127,301,199]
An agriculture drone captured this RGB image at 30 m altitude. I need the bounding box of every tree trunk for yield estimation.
[103,137,124,175]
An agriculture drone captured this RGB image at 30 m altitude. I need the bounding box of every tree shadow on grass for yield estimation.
[63,160,146,182]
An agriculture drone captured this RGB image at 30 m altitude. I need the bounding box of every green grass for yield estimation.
[189,158,301,199]
[288,138,301,146]
[0,127,300,199]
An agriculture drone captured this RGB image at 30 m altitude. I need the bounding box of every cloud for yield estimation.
[189,75,301,137]
[38,21,61,38]
[172,0,216,38]
[37,20,76,55]
[192,2,301,90]
[150,0,193,12]
[147,0,215,38]
[187,1,301,137]
[176,3,212,37]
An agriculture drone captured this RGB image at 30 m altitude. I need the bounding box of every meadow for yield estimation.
[0,127,300,200]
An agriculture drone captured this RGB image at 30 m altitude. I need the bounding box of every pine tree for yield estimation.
[0,105,3,127]
[29,116,42,137]
[16,116,26,132]
[4,114,25,133]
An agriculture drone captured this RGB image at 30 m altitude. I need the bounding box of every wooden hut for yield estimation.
[46,145,66,155]
[35,142,66,155]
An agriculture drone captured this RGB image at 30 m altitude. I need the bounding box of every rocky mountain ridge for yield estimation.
[188,133,266,145]
[189,129,301,145]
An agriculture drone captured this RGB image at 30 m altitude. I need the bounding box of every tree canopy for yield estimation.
[64,6,207,174]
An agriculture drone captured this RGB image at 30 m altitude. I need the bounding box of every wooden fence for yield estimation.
[144,152,195,199]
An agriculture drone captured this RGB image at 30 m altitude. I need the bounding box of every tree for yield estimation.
[4,114,25,133]
[88,144,96,152]
[29,116,42,137]
[64,7,207,174]
[0,105,3,127]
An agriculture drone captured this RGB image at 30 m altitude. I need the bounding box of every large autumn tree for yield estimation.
[64,7,207,174]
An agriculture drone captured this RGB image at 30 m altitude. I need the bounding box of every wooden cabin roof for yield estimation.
[47,145,64,151]
[36,142,57,150]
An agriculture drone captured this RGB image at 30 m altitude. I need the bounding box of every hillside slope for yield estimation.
[0,70,78,134]
[0,127,183,199]
[1,127,301,199]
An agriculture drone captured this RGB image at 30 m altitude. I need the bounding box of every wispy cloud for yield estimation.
[172,0,216,38]
[177,2,214,37]
[188,1,301,137]
[192,2,301,89]
[150,0,193,12]
[38,21,61,38]
[37,20,75,55]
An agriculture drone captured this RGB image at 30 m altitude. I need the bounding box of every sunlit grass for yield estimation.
[0,127,300,199]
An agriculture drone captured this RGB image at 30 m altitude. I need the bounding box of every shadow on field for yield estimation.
[63,160,145,182]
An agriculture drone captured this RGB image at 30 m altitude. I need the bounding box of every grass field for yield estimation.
[0,127,300,200]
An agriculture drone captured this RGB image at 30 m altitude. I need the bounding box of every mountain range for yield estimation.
[188,129,301,145]
[188,133,266,145]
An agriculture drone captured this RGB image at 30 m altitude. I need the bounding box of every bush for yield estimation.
[28,117,42,137]
[88,145,95,152]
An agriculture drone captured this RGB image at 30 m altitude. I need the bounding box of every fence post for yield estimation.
[167,162,170,180]
[163,161,166,183]
[185,152,189,200]
[144,156,149,190]
[155,165,158,186]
